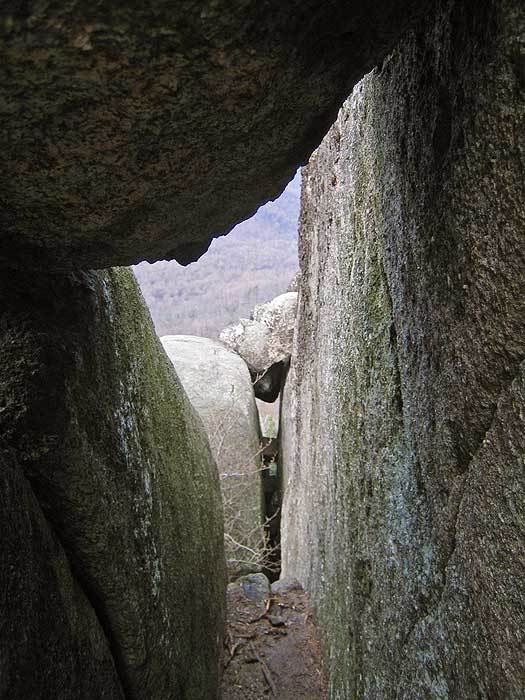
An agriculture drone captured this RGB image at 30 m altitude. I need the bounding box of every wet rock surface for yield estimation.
[0,1,428,270]
[221,578,326,700]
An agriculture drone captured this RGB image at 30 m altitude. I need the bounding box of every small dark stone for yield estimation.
[268,615,286,627]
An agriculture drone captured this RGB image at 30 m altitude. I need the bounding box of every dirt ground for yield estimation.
[221,579,327,699]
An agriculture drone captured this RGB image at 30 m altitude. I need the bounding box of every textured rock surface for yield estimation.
[0,445,124,700]
[287,272,301,293]
[281,0,525,697]
[220,292,297,401]
[221,292,298,373]
[161,335,263,576]
[0,0,428,271]
[0,269,226,700]
[237,573,271,603]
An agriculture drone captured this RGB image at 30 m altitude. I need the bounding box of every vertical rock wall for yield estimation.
[0,269,226,699]
[281,0,525,697]
[0,446,124,700]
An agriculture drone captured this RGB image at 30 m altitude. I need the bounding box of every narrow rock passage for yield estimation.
[221,576,326,699]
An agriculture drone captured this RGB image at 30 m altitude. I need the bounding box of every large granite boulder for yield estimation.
[0,269,226,700]
[220,292,297,401]
[281,0,525,697]
[0,445,124,700]
[161,335,263,578]
[0,1,429,271]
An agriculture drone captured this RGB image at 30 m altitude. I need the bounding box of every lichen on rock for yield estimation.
[0,268,226,699]
[0,0,429,270]
[281,0,525,696]
[220,292,297,402]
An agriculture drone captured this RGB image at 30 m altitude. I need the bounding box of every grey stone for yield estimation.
[281,0,525,697]
[161,335,263,577]
[220,292,297,401]
[0,446,124,700]
[270,579,303,596]
[221,292,297,374]
[268,615,286,627]
[238,573,271,602]
[0,268,226,700]
[0,1,428,271]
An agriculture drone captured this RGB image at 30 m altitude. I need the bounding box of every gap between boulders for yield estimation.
[221,575,327,700]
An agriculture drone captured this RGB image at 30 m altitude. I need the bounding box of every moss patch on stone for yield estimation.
[281,0,525,696]
[0,267,226,699]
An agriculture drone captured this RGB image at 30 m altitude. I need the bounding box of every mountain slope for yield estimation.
[134,173,299,338]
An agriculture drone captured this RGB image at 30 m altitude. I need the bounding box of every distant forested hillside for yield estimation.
[134,173,300,338]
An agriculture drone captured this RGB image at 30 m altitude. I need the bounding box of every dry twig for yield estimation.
[248,596,273,624]
[249,642,277,697]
